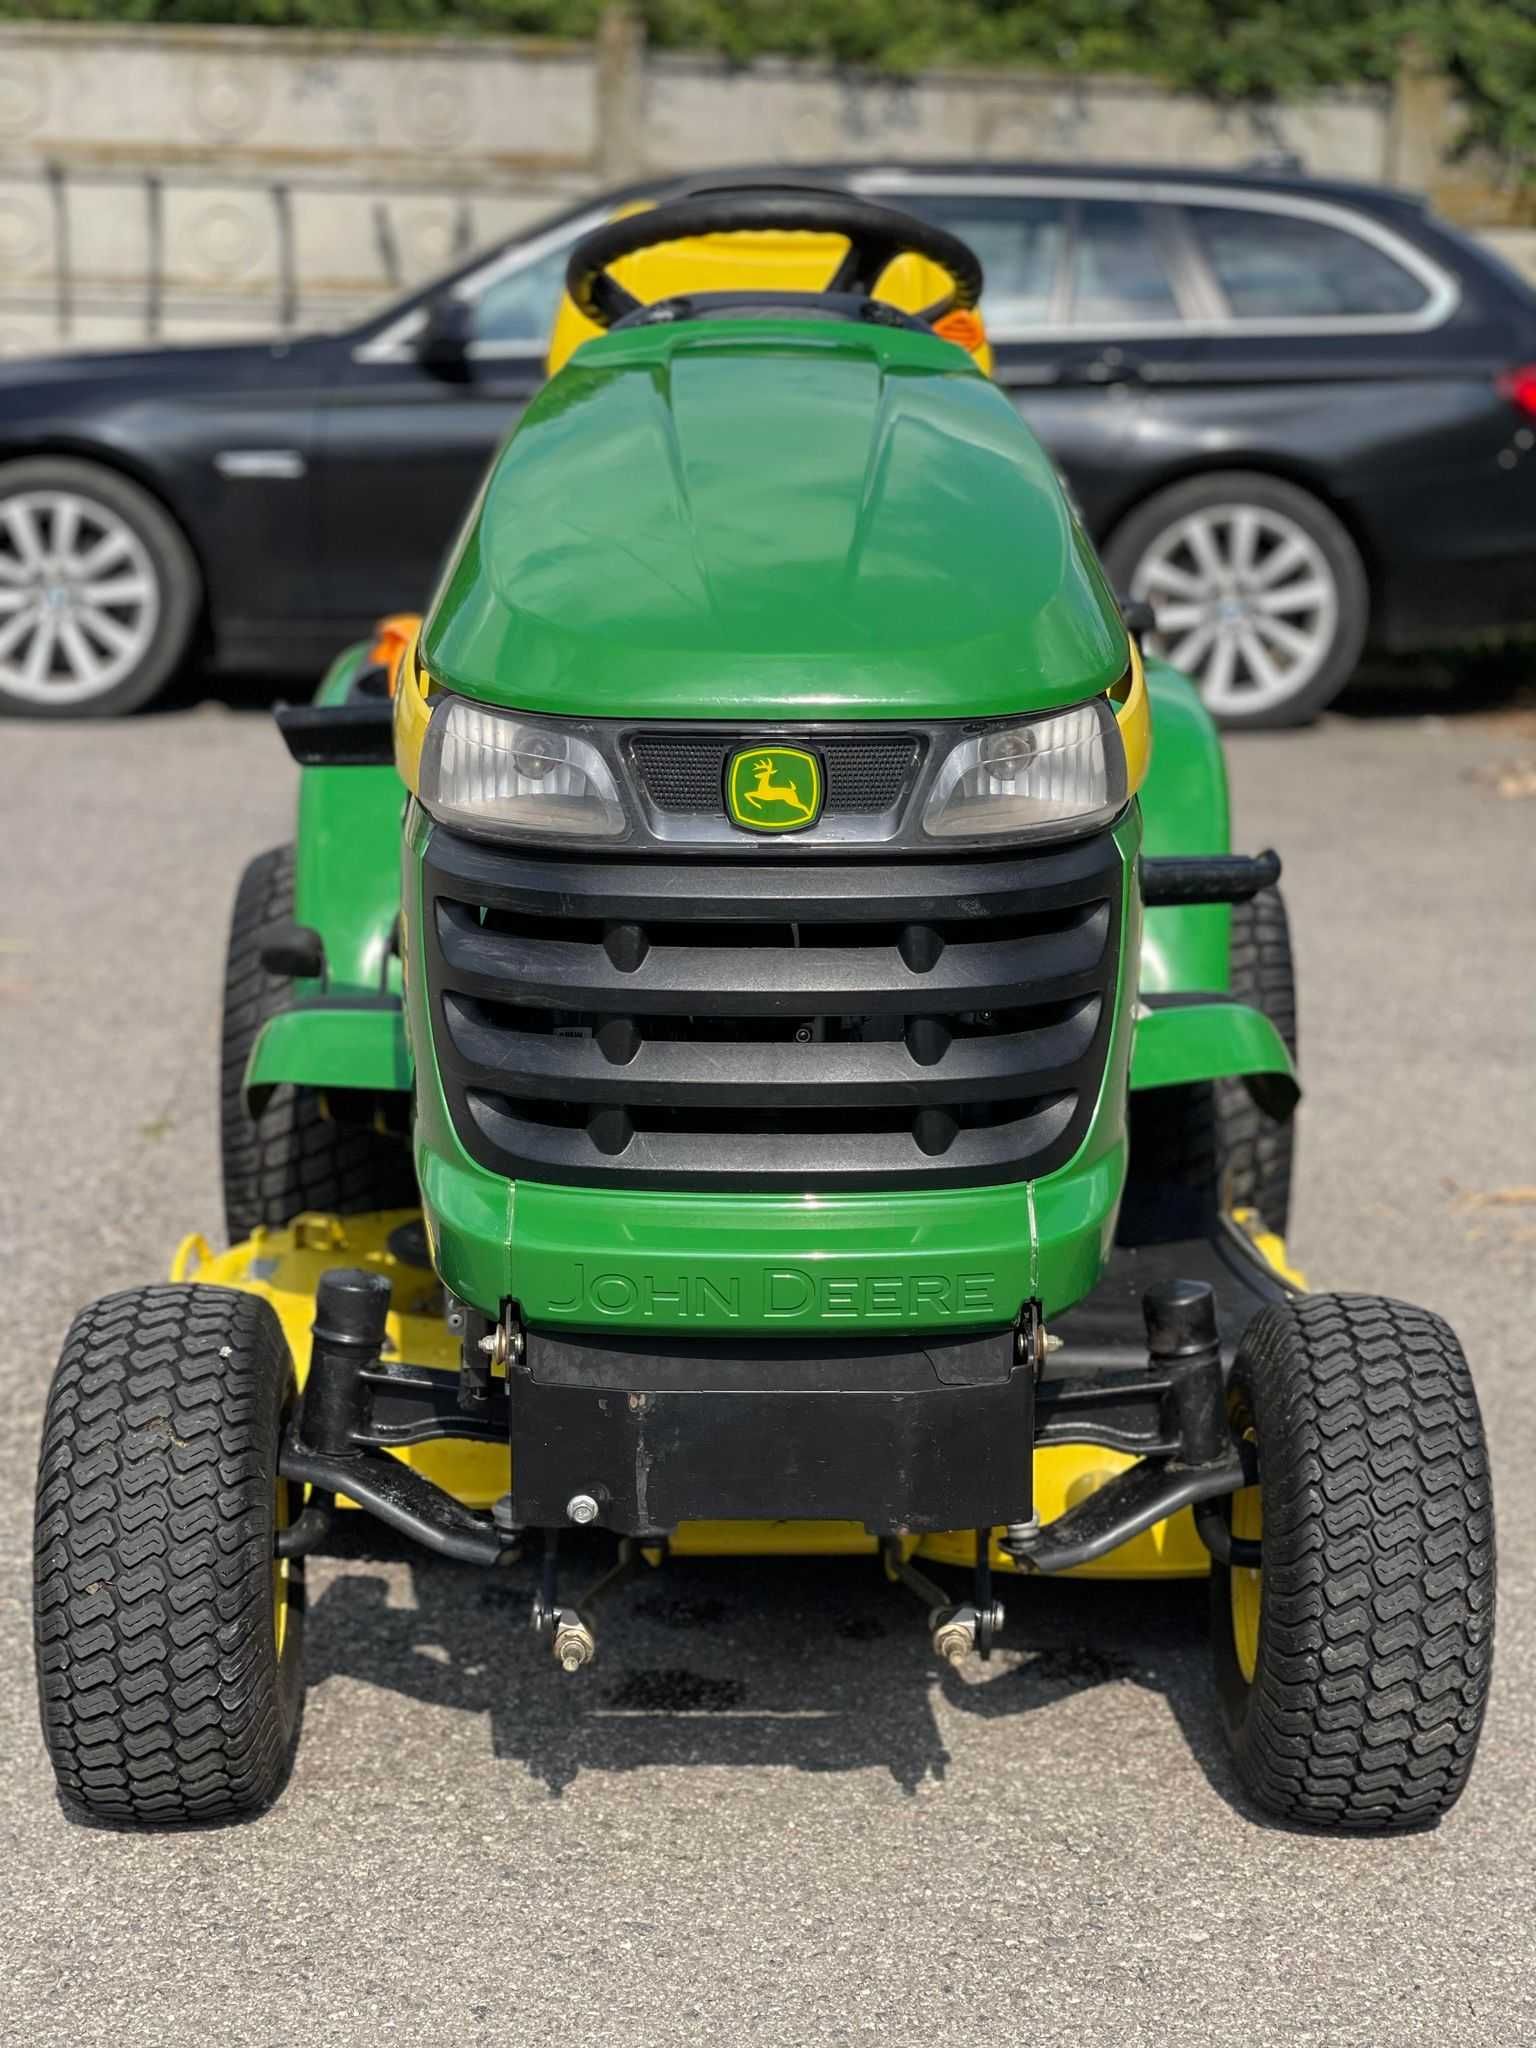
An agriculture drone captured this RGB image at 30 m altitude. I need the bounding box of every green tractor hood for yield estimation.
[422,320,1127,723]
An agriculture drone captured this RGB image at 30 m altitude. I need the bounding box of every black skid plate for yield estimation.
[506,1326,1035,1536]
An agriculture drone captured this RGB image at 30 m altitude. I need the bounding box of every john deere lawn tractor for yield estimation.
[34,191,1493,1831]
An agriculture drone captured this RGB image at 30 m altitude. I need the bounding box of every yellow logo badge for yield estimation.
[725,745,824,833]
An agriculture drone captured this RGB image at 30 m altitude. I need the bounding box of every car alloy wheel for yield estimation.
[0,489,161,708]
[1131,503,1340,719]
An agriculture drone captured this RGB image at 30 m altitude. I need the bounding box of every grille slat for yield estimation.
[465,1092,1081,1183]
[434,897,1111,1017]
[428,834,1116,923]
[441,992,1104,1107]
[423,824,1123,1192]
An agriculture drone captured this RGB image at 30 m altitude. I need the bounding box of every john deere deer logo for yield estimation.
[725,744,823,833]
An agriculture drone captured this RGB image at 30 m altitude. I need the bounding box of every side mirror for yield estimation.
[415,294,475,380]
[1117,595,1158,639]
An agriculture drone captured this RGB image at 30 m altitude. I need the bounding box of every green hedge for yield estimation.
[4,1,1533,178]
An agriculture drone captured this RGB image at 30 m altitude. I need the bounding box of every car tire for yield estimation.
[1214,885,1298,1235]
[221,843,416,1240]
[1104,471,1369,729]
[0,456,199,718]
[34,1284,306,1825]
[1210,1294,1494,1832]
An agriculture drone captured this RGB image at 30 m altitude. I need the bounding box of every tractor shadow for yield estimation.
[302,1533,1251,1815]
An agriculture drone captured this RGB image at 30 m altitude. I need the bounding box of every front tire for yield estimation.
[0,457,199,717]
[1211,1294,1495,1832]
[1105,471,1368,728]
[33,1285,305,1825]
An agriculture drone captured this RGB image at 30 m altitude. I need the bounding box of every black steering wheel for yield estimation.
[566,185,984,333]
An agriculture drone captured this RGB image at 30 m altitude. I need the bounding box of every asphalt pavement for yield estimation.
[3,676,1534,2046]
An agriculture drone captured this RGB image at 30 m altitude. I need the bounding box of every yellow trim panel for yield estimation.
[1113,635,1152,799]
[392,632,433,796]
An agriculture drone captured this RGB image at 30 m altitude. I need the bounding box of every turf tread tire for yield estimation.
[1129,1081,1218,1189]
[1213,1292,1494,1832]
[1214,886,1298,1234]
[33,1284,303,1825]
[1119,1081,1220,1243]
[221,843,414,1240]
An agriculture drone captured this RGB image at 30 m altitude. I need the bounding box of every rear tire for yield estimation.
[1210,1294,1495,1832]
[1214,885,1298,1234]
[33,1285,305,1825]
[1104,470,1368,728]
[221,843,415,1240]
[1121,1081,1218,1243]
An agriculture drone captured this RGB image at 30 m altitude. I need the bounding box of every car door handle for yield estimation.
[1057,348,1146,387]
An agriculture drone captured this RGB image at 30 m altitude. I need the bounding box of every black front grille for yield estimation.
[630,733,920,815]
[423,826,1123,1191]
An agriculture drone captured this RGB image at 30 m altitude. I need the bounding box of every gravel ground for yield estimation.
[2,683,1533,2046]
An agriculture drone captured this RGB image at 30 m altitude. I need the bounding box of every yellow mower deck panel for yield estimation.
[172,1208,1301,1580]
[172,1212,509,1511]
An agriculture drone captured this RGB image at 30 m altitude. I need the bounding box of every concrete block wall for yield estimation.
[0,18,1527,354]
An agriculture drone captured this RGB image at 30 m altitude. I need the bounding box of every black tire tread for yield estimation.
[33,1284,301,1825]
[1215,886,1298,1234]
[1220,1292,1494,1832]
[220,843,414,1240]
[1130,1080,1218,1188]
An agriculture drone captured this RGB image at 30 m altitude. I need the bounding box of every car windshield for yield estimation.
[338,205,592,340]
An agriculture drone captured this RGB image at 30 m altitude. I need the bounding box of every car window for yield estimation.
[898,193,1068,333]
[470,235,584,347]
[1069,201,1181,324]
[1185,203,1429,319]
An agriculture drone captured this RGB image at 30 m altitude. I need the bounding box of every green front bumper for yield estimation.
[419,1123,1129,1333]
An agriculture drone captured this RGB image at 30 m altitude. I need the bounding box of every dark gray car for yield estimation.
[2,158,1533,724]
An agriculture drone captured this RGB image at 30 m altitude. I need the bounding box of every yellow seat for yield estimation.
[546,209,994,378]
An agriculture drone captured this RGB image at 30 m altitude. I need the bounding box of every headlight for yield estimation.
[417,697,625,839]
[921,698,1126,841]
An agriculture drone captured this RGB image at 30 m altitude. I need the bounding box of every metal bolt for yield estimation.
[551,1613,596,1673]
[1023,1321,1065,1367]
[566,1492,600,1526]
[932,1612,977,1666]
[476,1321,522,1368]
[1002,1517,1042,1573]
